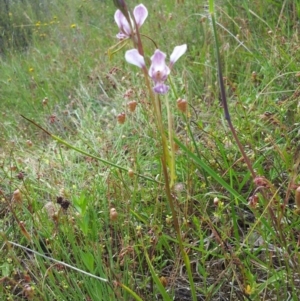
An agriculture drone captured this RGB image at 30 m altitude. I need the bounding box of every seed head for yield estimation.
[248,194,259,208]
[213,197,219,206]
[12,189,22,204]
[26,140,33,147]
[23,284,35,300]
[128,169,134,178]
[127,100,137,112]
[177,98,187,112]
[117,112,126,124]
[42,97,48,105]
[160,276,168,287]
[110,208,118,221]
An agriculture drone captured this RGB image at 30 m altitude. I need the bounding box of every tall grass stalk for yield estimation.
[209,0,256,180]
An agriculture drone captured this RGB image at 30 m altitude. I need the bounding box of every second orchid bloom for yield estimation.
[125,45,187,94]
[114,4,148,40]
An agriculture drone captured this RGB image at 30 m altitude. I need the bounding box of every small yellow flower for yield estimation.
[8,12,12,17]
[166,215,172,225]
[136,225,142,234]
[35,21,41,27]
[71,24,76,29]
[29,68,34,72]
[244,284,252,295]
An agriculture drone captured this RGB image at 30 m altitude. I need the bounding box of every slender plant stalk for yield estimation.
[209,1,256,179]
[20,115,160,184]
[209,0,284,236]
[5,240,108,282]
[208,1,290,291]
[161,155,197,301]
[166,96,176,188]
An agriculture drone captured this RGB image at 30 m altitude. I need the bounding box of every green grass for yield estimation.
[1,0,300,300]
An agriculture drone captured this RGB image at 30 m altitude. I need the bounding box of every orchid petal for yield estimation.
[125,49,145,68]
[149,49,170,83]
[133,4,148,28]
[170,44,187,67]
[153,84,169,94]
[114,9,131,37]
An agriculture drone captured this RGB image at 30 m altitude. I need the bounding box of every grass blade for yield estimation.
[175,137,246,203]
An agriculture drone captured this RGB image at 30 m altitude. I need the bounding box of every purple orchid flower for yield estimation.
[114,4,148,40]
[125,44,187,94]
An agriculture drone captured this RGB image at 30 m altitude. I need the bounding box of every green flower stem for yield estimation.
[165,95,176,188]
[161,155,197,301]
[140,55,195,301]
[129,6,195,298]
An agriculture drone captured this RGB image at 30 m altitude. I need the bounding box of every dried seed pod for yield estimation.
[117,112,126,124]
[127,100,137,112]
[251,71,257,81]
[23,284,35,300]
[17,171,25,180]
[42,97,48,105]
[213,197,219,206]
[12,189,22,204]
[26,140,33,147]
[110,208,118,221]
[19,221,31,240]
[128,169,134,178]
[248,194,259,209]
[177,98,187,112]
[160,276,168,287]
[253,176,269,187]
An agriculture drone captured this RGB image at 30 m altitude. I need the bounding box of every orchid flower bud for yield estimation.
[113,0,127,12]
